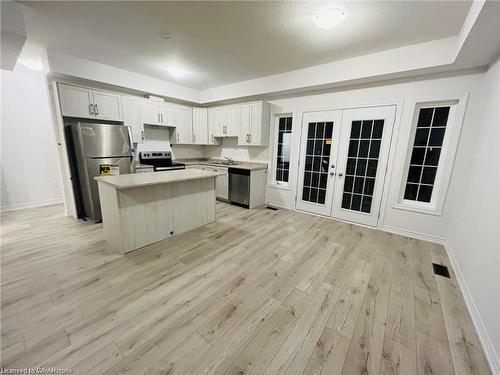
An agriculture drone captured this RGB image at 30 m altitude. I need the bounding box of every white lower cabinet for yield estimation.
[201,166,228,200]
[122,97,144,143]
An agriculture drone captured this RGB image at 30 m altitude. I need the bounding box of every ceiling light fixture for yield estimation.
[18,58,45,72]
[312,8,345,30]
[166,66,186,79]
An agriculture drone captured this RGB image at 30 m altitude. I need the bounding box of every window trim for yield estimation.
[270,114,293,190]
[394,95,468,216]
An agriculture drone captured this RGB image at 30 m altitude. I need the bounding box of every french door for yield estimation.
[296,111,342,216]
[296,106,396,227]
[331,106,395,226]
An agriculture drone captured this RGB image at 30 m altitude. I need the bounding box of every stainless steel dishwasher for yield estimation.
[229,168,250,208]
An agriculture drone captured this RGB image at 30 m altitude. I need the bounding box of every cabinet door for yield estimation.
[140,100,160,125]
[214,107,226,135]
[213,167,229,200]
[226,106,240,136]
[193,108,208,144]
[238,104,250,145]
[248,102,269,146]
[207,108,220,145]
[122,97,143,143]
[174,107,193,144]
[92,90,123,121]
[160,104,176,127]
[58,84,94,118]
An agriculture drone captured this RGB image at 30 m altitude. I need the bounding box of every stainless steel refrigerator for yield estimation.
[68,122,132,222]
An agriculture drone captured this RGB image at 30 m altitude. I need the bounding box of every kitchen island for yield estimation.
[95,169,221,253]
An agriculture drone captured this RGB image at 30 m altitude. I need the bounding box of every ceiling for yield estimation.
[21,1,472,90]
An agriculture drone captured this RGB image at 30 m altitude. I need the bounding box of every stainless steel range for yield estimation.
[139,151,185,171]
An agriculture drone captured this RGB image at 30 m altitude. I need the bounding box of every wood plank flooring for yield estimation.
[0,202,491,374]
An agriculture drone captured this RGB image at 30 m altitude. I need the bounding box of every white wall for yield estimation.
[1,65,63,211]
[445,58,500,372]
[265,73,483,240]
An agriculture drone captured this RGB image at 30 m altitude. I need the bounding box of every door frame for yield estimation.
[330,105,397,227]
[295,110,343,216]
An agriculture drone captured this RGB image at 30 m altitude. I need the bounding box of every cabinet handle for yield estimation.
[94,104,99,115]
[158,113,160,123]
[223,125,227,134]
[177,133,179,142]
[141,130,144,141]
[248,134,252,143]
[89,104,94,115]
[161,113,163,123]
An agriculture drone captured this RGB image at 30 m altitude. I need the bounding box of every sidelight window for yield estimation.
[404,106,450,203]
[273,116,293,185]
[397,98,464,215]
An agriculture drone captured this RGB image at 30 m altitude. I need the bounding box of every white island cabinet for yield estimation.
[95,169,221,254]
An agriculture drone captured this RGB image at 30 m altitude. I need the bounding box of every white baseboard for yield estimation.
[381,224,445,244]
[444,239,500,375]
[0,198,64,213]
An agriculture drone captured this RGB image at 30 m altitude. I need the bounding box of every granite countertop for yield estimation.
[176,158,268,171]
[95,169,222,190]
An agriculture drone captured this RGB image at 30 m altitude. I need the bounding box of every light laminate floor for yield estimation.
[1,202,491,374]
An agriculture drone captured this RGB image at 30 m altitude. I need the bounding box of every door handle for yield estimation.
[329,172,335,176]
[338,173,344,177]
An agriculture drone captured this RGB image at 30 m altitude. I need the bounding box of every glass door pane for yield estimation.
[331,106,396,227]
[296,110,342,217]
[340,119,384,214]
[302,121,333,205]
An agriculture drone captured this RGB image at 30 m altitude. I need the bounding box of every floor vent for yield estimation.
[432,263,450,278]
[266,206,278,211]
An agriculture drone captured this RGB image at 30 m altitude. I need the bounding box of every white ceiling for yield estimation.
[22,1,472,90]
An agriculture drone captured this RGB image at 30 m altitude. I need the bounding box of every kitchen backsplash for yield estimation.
[202,138,269,162]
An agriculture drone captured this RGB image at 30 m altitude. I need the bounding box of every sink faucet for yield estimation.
[224,156,233,164]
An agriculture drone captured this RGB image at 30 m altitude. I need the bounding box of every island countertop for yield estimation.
[95,169,222,190]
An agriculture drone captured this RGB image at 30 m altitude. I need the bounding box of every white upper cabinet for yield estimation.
[57,83,270,147]
[208,106,240,138]
[160,103,177,127]
[193,108,209,145]
[58,83,122,121]
[140,100,161,125]
[238,102,270,146]
[92,90,122,121]
[122,96,143,143]
[172,106,193,144]
[58,84,94,118]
